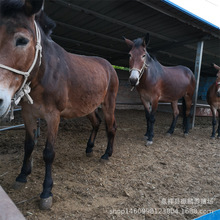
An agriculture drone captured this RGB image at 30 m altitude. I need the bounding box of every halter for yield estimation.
[0,21,42,120]
[216,82,220,86]
[129,59,149,91]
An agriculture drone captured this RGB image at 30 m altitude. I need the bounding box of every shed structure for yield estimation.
[44,0,220,110]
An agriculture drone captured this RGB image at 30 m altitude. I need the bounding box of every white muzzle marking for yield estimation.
[0,89,12,118]
[129,70,140,86]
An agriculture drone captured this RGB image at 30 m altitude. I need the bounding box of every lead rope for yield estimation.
[0,21,42,120]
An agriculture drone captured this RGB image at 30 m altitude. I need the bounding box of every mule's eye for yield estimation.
[142,54,146,58]
[16,37,29,47]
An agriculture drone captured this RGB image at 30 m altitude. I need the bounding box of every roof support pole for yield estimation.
[192,41,204,128]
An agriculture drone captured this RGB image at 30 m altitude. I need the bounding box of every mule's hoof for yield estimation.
[12,181,26,190]
[210,136,215,140]
[99,158,109,164]
[86,151,94,157]
[143,135,148,141]
[145,141,153,146]
[166,133,171,137]
[184,133,188,138]
[217,136,220,139]
[99,154,109,163]
[39,196,53,210]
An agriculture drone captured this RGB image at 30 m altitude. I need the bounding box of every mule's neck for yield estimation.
[137,53,163,87]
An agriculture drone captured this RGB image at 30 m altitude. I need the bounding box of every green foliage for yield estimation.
[112,65,129,71]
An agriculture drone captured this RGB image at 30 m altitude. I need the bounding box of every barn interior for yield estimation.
[0,2,220,219]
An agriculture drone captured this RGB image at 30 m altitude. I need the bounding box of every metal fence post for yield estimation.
[192,41,204,128]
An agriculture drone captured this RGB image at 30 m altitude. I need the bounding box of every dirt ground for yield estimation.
[0,109,219,220]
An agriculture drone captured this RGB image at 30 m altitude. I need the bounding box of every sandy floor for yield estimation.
[0,109,219,220]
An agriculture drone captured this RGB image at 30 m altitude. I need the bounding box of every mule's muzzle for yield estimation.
[129,77,138,86]
[129,70,140,86]
[0,89,11,118]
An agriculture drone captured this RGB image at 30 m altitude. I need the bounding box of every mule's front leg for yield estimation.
[146,113,155,146]
[14,132,35,189]
[40,114,60,210]
[14,114,38,189]
[144,107,150,138]
[211,115,217,138]
[144,101,157,146]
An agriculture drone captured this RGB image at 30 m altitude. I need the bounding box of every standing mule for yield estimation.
[206,64,220,138]
[0,0,119,209]
[124,34,196,145]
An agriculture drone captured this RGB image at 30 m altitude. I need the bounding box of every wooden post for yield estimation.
[192,41,204,128]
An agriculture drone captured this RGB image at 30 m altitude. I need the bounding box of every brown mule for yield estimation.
[0,0,119,209]
[124,34,196,145]
[206,64,220,138]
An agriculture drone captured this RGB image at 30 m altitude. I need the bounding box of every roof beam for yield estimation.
[54,0,176,43]
[157,50,210,67]
[52,35,126,54]
[55,20,124,43]
[151,36,220,59]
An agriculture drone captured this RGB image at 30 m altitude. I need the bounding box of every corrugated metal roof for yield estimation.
[44,0,220,76]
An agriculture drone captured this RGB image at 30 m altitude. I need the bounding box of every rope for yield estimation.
[129,60,149,91]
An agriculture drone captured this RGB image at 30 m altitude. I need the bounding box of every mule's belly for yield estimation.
[60,89,107,118]
[211,101,220,110]
[60,102,100,118]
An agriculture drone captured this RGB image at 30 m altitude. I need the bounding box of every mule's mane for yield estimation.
[0,1,55,38]
[133,38,157,61]
[133,37,163,74]
[35,11,56,38]
[133,38,144,48]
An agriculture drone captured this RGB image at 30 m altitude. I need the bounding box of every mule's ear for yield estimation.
[124,37,134,49]
[213,63,220,71]
[143,33,150,48]
[24,0,44,16]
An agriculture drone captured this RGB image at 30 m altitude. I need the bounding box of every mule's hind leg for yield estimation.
[14,113,38,189]
[217,110,220,138]
[101,99,117,161]
[211,107,217,138]
[183,95,193,135]
[86,110,102,157]
[167,101,179,135]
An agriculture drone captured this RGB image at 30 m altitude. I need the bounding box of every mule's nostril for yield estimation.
[129,78,137,86]
[0,99,3,107]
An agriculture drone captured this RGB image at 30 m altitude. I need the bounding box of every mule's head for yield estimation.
[214,64,220,97]
[124,33,150,86]
[0,0,43,117]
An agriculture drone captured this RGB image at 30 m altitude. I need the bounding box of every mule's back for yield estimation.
[59,53,119,118]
